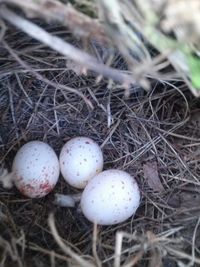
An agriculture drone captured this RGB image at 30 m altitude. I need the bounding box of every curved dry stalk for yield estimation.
[48,213,96,267]
[0,18,6,41]
[0,6,136,86]
[0,0,108,43]
[2,40,94,109]
[92,223,102,267]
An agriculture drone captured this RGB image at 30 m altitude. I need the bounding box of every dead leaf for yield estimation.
[143,161,164,192]
[168,189,200,209]
[190,109,200,126]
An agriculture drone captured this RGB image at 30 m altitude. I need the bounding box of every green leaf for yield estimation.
[187,55,200,89]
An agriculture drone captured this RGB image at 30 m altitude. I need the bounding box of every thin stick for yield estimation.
[2,40,93,109]
[92,223,102,267]
[0,18,6,40]
[48,213,95,267]
[7,81,19,141]
[53,88,60,136]
[0,0,107,43]
[166,247,200,265]
[0,7,136,86]
[190,217,200,267]
[114,231,123,267]
[100,120,120,148]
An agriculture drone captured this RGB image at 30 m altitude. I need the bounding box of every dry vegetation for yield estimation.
[0,0,200,266]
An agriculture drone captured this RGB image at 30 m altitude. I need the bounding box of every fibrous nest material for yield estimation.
[0,1,200,267]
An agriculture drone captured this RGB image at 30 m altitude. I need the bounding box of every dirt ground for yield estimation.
[0,23,200,267]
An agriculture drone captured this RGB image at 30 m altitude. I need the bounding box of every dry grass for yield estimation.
[0,1,200,267]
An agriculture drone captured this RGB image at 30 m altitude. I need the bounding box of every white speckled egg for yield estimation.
[81,169,140,225]
[12,141,60,198]
[59,137,103,189]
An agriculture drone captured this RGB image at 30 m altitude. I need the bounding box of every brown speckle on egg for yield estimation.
[12,141,60,198]
[80,169,140,225]
[59,136,103,189]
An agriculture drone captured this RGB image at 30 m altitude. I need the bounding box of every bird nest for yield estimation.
[0,1,200,267]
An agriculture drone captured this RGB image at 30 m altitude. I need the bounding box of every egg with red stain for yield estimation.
[81,170,140,225]
[59,137,103,189]
[12,141,60,198]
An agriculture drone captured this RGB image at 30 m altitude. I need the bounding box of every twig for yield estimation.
[0,0,108,43]
[166,246,200,265]
[0,6,136,86]
[100,119,121,148]
[92,223,102,267]
[2,40,94,109]
[190,217,200,267]
[0,18,6,40]
[7,80,19,141]
[48,213,95,267]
